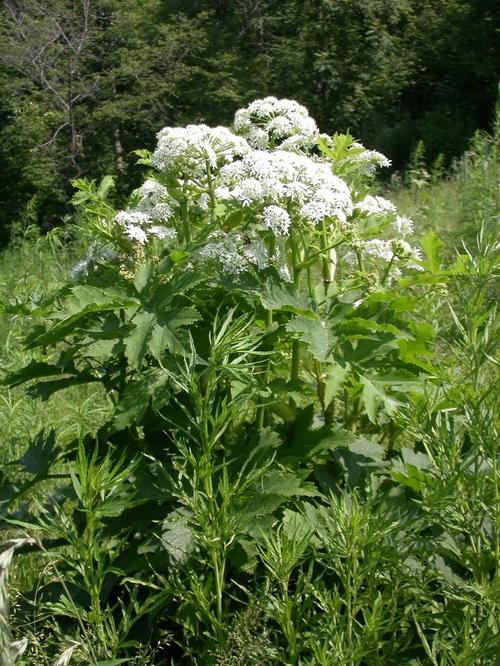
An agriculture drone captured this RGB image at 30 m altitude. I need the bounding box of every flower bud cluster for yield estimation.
[233,97,318,150]
[152,125,251,177]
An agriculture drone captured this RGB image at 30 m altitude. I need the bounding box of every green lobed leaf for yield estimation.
[29,287,139,347]
[161,507,194,564]
[134,260,154,293]
[359,375,402,423]
[124,311,157,369]
[260,280,315,317]
[279,404,357,465]
[420,229,443,273]
[286,316,333,361]
[111,369,170,431]
[323,359,351,406]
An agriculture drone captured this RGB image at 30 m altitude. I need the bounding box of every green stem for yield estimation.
[205,159,217,219]
[355,248,365,272]
[256,233,276,428]
[290,231,301,383]
[382,252,397,285]
[181,199,191,243]
[257,305,274,429]
[306,267,314,300]
[350,397,360,433]
[321,220,333,295]
[296,238,344,271]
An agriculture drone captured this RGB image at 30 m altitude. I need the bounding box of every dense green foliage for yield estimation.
[0,102,498,664]
[0,0,498,243]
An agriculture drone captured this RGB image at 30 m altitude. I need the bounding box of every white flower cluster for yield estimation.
[393,215,414,238]
[347,142,391,174]
[113,178,179,245]
[115,206,177,246]
[344,237,423,278]
[105,98,423,287]
[234,97,318,150]
[215,149,353,230]
[263,205,291,236]
[70,243,118,280]
[355,195,397,216]
[198,232,269,274]
[152,125,251,177]
[134,179,177,222]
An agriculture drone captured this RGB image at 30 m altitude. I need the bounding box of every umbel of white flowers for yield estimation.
[72,97,422,280]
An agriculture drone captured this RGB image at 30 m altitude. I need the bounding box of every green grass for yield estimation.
[0,225,111,462]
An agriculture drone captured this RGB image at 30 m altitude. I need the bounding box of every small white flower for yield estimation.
[231,178,265,206]
[355,195,397,216]
[151,202,175,221]
[394,215,414,237]
[347,144,391,174]
[267,115,293,138]
[247,126,269,149]
[277,263,292,282]
[135,178,168,202]
[263,205,291,235]
[233,97,319,149]
[152,124,251,177]
[198,232,269,274]
[125,225,148,244]
[70,258,90,280]
[197,193,211,211]
[364,239,394,262]
[115,210,152,226]
[242,239,269,270]
[149,225,178,240]
[69,243,118,280]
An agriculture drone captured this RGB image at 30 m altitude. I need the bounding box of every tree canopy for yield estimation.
[0,0,498,243]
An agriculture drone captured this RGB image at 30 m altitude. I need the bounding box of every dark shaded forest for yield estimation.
[0,0,498,243]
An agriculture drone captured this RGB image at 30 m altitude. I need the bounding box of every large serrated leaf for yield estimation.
[279,404,356,465]
[339,317,410,339]
[260,280,315,317]
[161,507,194,564]
[420,229,443,273]
[359,375,402,423]
[134,261,154,293]
[149,271,205,309]
[29,287,139,347]
[330,437,387,487]
[124,311,156,369]
[323,360,350,406]
[236,469,318,528]
[286,316,333,361]
[112,369,169,431]
[149,307,200,359]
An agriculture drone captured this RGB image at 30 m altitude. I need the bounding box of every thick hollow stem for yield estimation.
[321,220,334,295]
[181,199,191,243]
[290,231,302,383]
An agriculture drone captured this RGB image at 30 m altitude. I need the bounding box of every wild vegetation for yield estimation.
[1,1,499,664]
[0,97,498,666]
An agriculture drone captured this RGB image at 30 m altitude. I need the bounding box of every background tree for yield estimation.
[0,0,498,244]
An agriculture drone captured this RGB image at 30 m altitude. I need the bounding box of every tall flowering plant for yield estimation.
[3,98,436,653]
[64,97,427,429]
